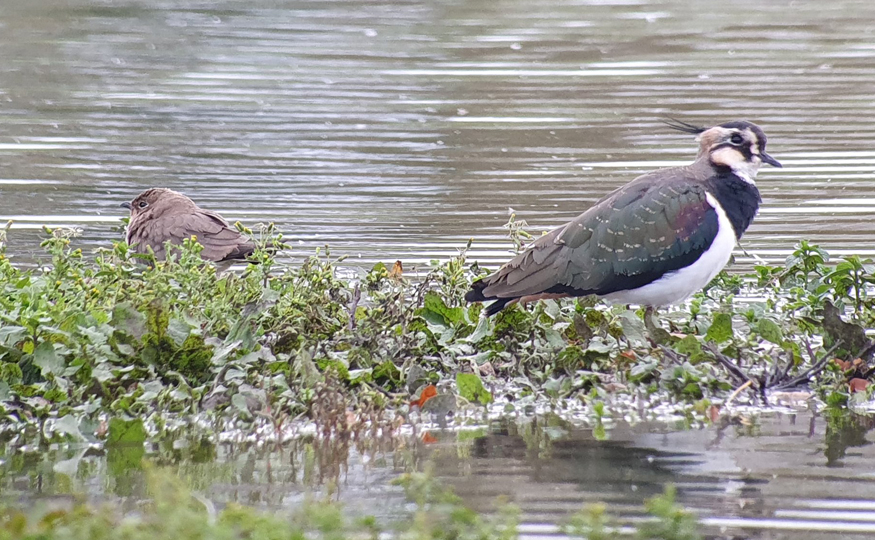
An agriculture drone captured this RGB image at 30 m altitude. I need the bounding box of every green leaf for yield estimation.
[226,319,256,351]
[456,373,492,405]
[166,318,192,347]
[421,291,466,327]
[53,414,84,441]
[705,313,733,343]
[682,382,703,398]
[373,361,402,385]
[232,393,251,416]
[464,316,490,344]
[293,349,322,386]
[617,310,647,346]
[543,327,566,349]
[0,325,26,346]
[347,368,373,384]
[629,358,658,380]
[33,341,64,377]
[210,339,242,366]
[314,358,348,383]
[79,325,110,346]
[674,335,707,363]
[107,417,146,446]
[674,335,702,356]
[111,303,147,341]
[757,318,784,345]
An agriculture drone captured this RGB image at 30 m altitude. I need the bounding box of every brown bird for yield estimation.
[121,188,255,264]
[466,120,782,316]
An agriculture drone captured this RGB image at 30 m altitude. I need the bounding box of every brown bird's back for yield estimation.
[122,188,255,263]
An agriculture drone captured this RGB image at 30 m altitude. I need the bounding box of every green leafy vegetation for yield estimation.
[564,485,701,540]
[0,465,703,540]
[0,224,872,450]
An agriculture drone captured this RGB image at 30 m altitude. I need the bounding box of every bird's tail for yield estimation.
[465,280,514,317]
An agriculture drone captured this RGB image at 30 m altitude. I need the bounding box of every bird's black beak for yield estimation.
[120,202,132,210]
[761,152,782,168]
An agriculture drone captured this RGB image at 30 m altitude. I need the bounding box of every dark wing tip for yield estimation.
[465,280,488,303]
[483,298,513,317]
[217,241,256,263]
[466,280,516,317]
[661,117,707,135]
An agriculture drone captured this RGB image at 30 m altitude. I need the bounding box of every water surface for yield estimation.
[4,411,875,539]
[2,0,875,270]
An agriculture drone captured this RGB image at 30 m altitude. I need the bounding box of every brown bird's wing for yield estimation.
[134,211,254,262]
[466,167,720,314]
[188,210,256,262]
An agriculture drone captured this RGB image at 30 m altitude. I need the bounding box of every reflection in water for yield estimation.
[4,411,875,538]
[823,410,875,467]
[433,412,875,538]
[1,0,875,269]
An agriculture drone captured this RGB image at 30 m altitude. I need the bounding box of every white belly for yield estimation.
[602,193,737,306]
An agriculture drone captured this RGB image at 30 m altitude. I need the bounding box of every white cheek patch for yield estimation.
[710,147,744,167]
[710,146,761,184]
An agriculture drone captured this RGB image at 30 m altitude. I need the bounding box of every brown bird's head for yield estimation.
[121,188,199,222]
[664,119,782,182]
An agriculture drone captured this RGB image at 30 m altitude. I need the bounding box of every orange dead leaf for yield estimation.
[834,358,851,371]
[619,349,636,360]
[389,260,403,280]
[411,385,438,408]
[849,378,869,393]
[422,432,438,444]
[708,405,721,423]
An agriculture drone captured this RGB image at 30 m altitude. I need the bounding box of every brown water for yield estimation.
[2,0,875,270]
[4,411,875,539]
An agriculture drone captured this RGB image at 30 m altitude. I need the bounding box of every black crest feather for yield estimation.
[661,117,707,135]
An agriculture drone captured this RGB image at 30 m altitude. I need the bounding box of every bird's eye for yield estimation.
[138,201,148,208]
[730,133,744,145]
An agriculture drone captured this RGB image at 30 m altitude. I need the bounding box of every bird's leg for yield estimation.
[644,306,657,327]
